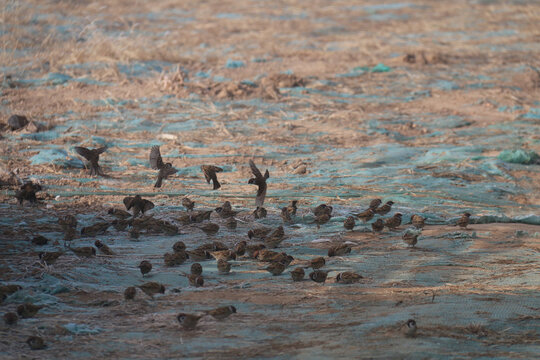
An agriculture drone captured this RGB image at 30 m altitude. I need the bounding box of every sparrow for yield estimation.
[211,250,236,261]
[111,218,130,231]
[197,241,229,252]
[254,249,280,262]
[281,207,292,223]
[225,216,237,230]
[182,197,195,212]
[201,165,223,190]
[70,246,96,258]
[32,235,48,246]
[39,251,63,265]
[368,198,382,210]
[411,214,425,229]
[138,260,152,276]
[58,214,77,231]
[403,229,420,247]
[124,286,136,300]
[164,252,188,266]
[189,210,213,223]
[246,244,266,258]
[234,241,247,256]
[344,216,355,231]
[7,114,28,130]
[3,312,18,325]
[137,282,165,297]
[328,244,351,257]
[149,145,177,188]
[177,313,202,330]
[248,226,272,240]
[253,206,267,219]
[191,263,203,276]
[173,241,186,252]
[188,274,204,287]
[26,336,46,350]
[314,213,332,229]
[375,201,394,215]
[108,208,131,219]
[304,257,325,269]
[248,159,269,207]
[371,219,384,232]
[74,146,107,176]
[124,195,154,217]
[286,200,298,215]
[187,249,212,261]
[215,201,238,218]
[0,284,22,297]
[313,204,333,217]
[290,267,305,281]
[81,222,109,237]
[273,252,294,266]
[309,270,329,283]
[15,182,41,205]
[17,303,43,318]
[217,259,232,274]
[204,306,236,320]
[384,213,402,229]
[354,208,374,223]
[198,222,219,236]
[94,240,115,255]
[265,261,287,275]
[403,319,417,337]
[264,226,285,248]
[457,212,471,228]
[336,271,363,284]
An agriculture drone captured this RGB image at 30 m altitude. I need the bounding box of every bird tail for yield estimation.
[154,177,162,188]
[213,179,221,190]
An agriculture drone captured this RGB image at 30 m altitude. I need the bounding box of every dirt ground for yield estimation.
[1,0,539,359]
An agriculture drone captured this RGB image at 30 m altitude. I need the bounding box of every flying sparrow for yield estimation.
[457,212,471,228]
[328,244,351,257]
[138,260,152,276]
[74,146,107,176]
[201,165,223,190]
[304,257,325,269]
[375,201,394,215]
[344,216,355,231]
[253,206,267,219]
[309,270,329,283]
[403,319,417,337]
[137,282,165,297]
[123,195,154,217]
[191,263,203,276]
[411,214,425,229]
[3,312,18,325]
[124,286,136,300]
[248,160,269,207]
[177,313,202,330]
[182,197,195,212]
[217,259,232,274]
[94,240,115,255]
[290,267,305,281]
[17,303,43,318]
[336,271,363,284]
[204,305,236,320]
[26,336,46,350]
[149,145,177,188]
[384,213,402,229]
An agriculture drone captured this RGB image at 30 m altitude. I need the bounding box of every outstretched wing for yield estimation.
[74,147,93,161]
[95,146,107,155]
[255,183,267,207]
[142,199,155,212]
[201,166,212,183]
[123,196,135,210]
[150,146,164,170]
[249,160,263,180]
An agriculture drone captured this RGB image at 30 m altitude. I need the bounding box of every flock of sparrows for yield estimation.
[4,145,475,348]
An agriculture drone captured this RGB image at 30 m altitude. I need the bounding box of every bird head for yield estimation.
[407,319,416,328]
[248,177,256,184]
[94,240,103,248]
[229,305,237,313]
[387,201,394,205]
[464,212,471,217]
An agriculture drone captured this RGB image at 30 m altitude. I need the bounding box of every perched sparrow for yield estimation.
[39,251,63,265]
[309,270,329,283]
[286,200,298,215]
[123,195,154,217]
[265,261,287,276]
[211,250,236,261]
[368,199,382,210]
[254,249,281,262]
[17,303,43,318]
[94,240,115,255]
[26,336,46,350]
[403,319,417,337]
[344,216,355,230]
[305,257,325,269]
[58,214,77,231]
[384,213,402,229]
[173,241,186,253]
[248,226,272,240]
[234,241,247,256]
[149,145,177,188]
[457,212,471,228]
[187,249,212,261]
[215,201,238,218]
[313,204,333,217]
[15,182,41,205]
[354,208,374,223]
[371,219,384,233]
[198,222,219,236]
[108,208,131,219]
[81,222,109,237]
[7,114,28,130]
[111,218,130,231]
[290,267,305,281]
[177,313,202,330]
[188,274,204,287]
[138,260,152,276]
[0,284,22,297]
[197,241,229,252]
[70,246,96,258]
[403,229,421,247]
[124,286,136,300]
[137,282,165,297]
[314,213,332,229]
[182,197,195,212]
[336,271,363,284]
[272,252,294,266]
[253,206,267,219]
[217,259,232,274]
[3,312,18,325]
[191,263,203,276]
[248,160,269,207]
[328,244,352,257]
[204,305,236,320]
[281,207,292,223]
[164,252,187,267]
[74,146,107,176]
[246,244,266,258]
[375,201,394,215]
[411,214,425,229]
[225,216,237,230]
[189,210,213,223]
[32,235,48,246]
[201,165,223,190]
[264,226,285,248]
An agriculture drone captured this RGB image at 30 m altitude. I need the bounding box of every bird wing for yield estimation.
[142,199,155,212]
[149,146,164,170]
[123,196,135,210]
[249,160,263,180]
[264,169,269,179]
[95,146,107,155]
[255,183,267,207]
[74,147,93,161]
[201,166,212,183]
[161,165,178,177]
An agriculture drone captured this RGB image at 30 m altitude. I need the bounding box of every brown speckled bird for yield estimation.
[94,240,115,255]
[286,200,298,215]
[188,210,213,223]
[354,208,374,223]
[217,259,232,274]
[31,235,48,246]
[248,160,269,207]
[70,246,96,258]
[291,267,305,281]
[265,261,287,276]
[246,244,266,258]
[375,201,394,215]
[74,146,107,176]
[17,303,43,318]
[124,195,154,217]
[211,250,236,261]
[305,257,325,270]
[314,213,332,229]
[225,216,237,230]
[344,216,355,231]
[188,274,204,287]
[0,284,22,297]
[197,241,229,252]
[234,241,247,256]
[138,260,152,276]
[177,313,202,330]
[124,286,136,300]
[328,244,352,257]
[371,219,384,233]
[313,204,333,217]
[26,336,46,350]
[369,199,382,210]
[187,249,212,261]
[39,251,63,265]
[404,319,417,337]
[403,230,420,247]
[248,226,272,240]
[309,270,329,283]
[457,212,471,228]
[411,215,425,229]
[137,282,165,297]
[149,145,177,188]
[15,182,41,205]
[164,252,187,267]
[264,226,285,249]
[198,222,220,236]
[201,165,223,190]
[108,208,131,219]
[191,263,203,276]
[253,206,267,219]
[204,305,236,320]
[281,207,292,223]
[173,241,186,253]
[182,197,195,212]
[254,249,280,262]
[384,213,402,229]
[3,312,18,325]
[215,201,238,218]
[336,271,363,284]
[81,222,110,237]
